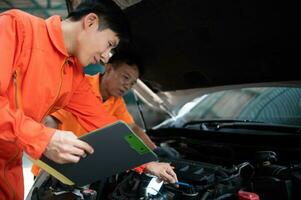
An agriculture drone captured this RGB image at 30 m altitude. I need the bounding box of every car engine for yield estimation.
[108,160,250,200]
[105,150,301,200]
[29,151,301,200]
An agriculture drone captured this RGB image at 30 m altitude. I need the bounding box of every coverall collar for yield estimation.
[90,73,102,98]
[46,15,69,57]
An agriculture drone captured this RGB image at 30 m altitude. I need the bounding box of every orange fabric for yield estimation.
[134,164,147,174]
[0,10,116,200]
[51,73,134,137]
[36,73,145,176]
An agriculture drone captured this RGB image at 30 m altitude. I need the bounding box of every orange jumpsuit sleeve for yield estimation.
[51,109,88,137]
[64,77,118,132]
[133,164,146,174]
[112,98,135,124]
[0,14,55,159]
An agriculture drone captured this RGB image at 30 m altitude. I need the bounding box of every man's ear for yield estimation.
[105,63,113,73]
[83,13,99,30]
[104,63,112,74]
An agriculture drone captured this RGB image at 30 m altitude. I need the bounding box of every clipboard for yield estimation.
[32,121,158,186]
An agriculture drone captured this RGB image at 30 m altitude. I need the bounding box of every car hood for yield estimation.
[66,0,300,91]
[122,0,300,117]
[67,0,300,114]
[122,0,300,91]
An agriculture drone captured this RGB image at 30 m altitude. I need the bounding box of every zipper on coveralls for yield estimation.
[41,59,67,122]
[3,71,22,200]
[13,71,20,108]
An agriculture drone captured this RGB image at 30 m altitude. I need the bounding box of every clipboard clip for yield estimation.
[124,134,150,155]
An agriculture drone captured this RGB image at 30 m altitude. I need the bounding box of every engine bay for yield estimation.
[104,153,301,200]
[28,128,301,200]
[142,127,301,200]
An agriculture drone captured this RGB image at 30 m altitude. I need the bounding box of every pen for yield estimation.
[175,181,192,187]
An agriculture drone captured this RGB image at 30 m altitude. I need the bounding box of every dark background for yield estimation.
[124,0,300,91]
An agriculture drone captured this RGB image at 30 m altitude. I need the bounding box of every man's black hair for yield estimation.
[109,50,144,77]
[67,0,131,46]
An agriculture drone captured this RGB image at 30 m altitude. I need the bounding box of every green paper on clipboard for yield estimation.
[32,121,158,186]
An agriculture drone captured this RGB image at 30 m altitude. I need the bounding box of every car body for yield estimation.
[128,84,301,200]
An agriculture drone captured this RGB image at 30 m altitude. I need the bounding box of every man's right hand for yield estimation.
[144,162,178,184]
[43,130,94,164]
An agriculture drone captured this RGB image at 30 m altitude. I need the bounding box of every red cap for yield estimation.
[238,190,260,200]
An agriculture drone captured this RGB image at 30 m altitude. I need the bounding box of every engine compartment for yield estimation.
[103,154,300,200]
[28,127,301,200]
[143,127,301,200]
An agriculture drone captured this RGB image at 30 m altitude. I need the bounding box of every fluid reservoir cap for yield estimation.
[238,190,260,200]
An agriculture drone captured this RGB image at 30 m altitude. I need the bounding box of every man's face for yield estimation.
[104,63,139,97]
[75,14,119,66]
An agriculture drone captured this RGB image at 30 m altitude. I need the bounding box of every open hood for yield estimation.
[123,0,300,91]
[65,0,300,118]
[66,0,300,91]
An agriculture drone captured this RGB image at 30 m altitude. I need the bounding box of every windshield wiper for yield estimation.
[184,119,263,128]
[216,122,301,133]
[184,120,301,133]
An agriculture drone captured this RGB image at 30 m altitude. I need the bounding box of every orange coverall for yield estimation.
[0,10,116,200]
[52,73,135,138]
[32,73,145,176]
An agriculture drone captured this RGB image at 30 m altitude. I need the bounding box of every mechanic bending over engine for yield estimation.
[33,50,179,184]
[0,1,133,199]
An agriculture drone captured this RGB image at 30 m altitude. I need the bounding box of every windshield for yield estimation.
[165,87,301,128]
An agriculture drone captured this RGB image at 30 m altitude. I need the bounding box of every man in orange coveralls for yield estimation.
[0,1,131,199]
[35,51,178,184]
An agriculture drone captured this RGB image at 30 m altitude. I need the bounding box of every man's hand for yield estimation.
[144,162,178,183]
[43,130,94,164]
